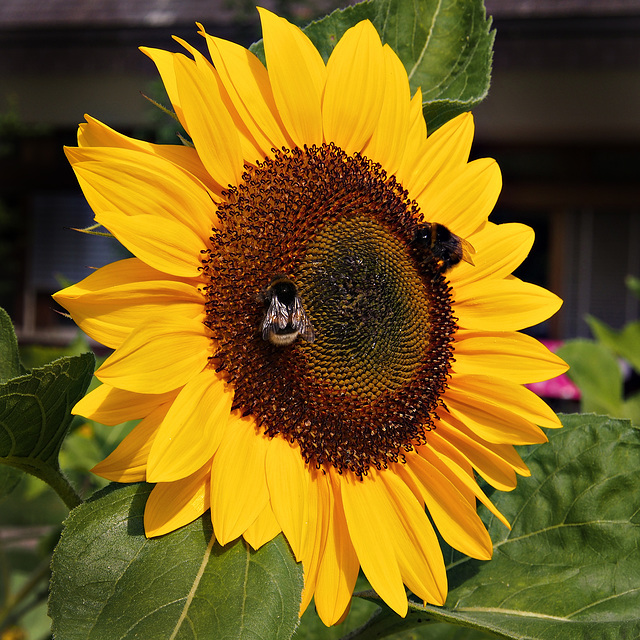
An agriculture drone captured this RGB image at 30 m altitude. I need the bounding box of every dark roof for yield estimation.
[2,0,640,30]
[0,0,239,28]
[0,0,343,29]
[2,0,639,75]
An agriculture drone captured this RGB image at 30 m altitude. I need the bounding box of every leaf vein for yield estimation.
[455,606,571,621]
[495,519,638,549]
[566,586,640,619]
[168,531,215,640]
[407,0,443,82]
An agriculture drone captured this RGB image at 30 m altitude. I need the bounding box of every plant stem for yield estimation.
[5,459,83,510]
[37,466,83,510]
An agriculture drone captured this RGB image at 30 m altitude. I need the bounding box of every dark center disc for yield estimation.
[201,144,457,476]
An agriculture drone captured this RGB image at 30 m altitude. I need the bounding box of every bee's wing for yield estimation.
[290,297,315,343]
[459,238,476,266]
[261,296,291,339]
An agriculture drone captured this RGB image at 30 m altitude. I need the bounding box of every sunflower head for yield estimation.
[53,8,567,627]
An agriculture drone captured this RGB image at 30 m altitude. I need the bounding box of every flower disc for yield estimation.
[202,144,456,476]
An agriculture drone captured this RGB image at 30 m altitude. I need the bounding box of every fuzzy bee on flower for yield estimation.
[413,222,476,272]
[259,276,315,346]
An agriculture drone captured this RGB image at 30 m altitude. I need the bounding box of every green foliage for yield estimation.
[556,340,624,416]
[251,0,494,133]
[49,483,304,640]
[0,309,95,636]
[0,350,95,498]
[357,414,640,640]
[0,308,25,382]
[556,279,640,426]
[587,315,640,375]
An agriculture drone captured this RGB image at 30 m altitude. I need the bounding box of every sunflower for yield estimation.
[53,9,567,626]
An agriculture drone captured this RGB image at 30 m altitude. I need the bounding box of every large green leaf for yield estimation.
[0,352,94,488]
[357,414,640,639]
[0,307,25,382]
[49,483,304,640]
[252,0,494,133]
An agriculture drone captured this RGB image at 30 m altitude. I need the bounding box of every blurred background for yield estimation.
[0,2,638,637]
[0,0,639,345]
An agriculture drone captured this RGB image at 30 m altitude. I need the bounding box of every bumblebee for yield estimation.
[260,276,315,346]
[414,222,475,273]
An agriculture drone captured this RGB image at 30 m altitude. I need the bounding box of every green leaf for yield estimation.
[587,315,640,374]
[556,339,623,415]
[359,414,640,639]
[252,0,494,133]
[49,483,304,640]
[0,307,25,381]
[0,353,94,505]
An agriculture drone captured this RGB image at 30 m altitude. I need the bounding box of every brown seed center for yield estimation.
[200,144,456,476]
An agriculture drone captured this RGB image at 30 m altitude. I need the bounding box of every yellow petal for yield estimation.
[418,443,511,529]
[144,463,211,537]
[67,145,215,241]
[400,454,493,560]
[453,277,563,331]
[147,368,232,482]
[91,403,168,482]
[203,30,292,153]
[299,467,330,617]
[415,158,501,238]
[176,33,267,165]
[313,469,359,627]
[444,393,547,446]
[451,374,562,431]
[210,413,270,545]
[266,436,309,561]
[95,210,204,279]
[53,258,204,349]
[451,222,534,285]
[243,503,282,551]
[322,20,384,153]
[140,47,187,130]
[444,375,560,446]
[406,112,474,195]
[96,315,208,394]
[77,115,220,195]
[378,470,448,606]
[173,54,243,187]
[340,471,408,617]
[73,382,178,425]
[453,330,569,383]
[432,415,525,492]
[258,8,326,147]
[362,44,411,175]
[395,88,426,188]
